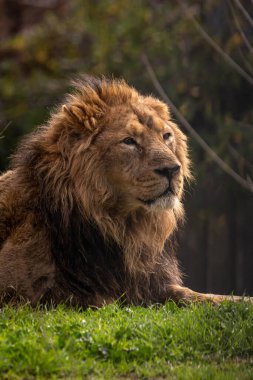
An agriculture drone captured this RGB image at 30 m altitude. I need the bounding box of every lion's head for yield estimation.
[51,77,191,220]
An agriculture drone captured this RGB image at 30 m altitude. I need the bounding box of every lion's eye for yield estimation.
[163,132,172,141]
[122,137,137,145]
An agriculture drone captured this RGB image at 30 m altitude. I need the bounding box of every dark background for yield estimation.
[0,0,252,295]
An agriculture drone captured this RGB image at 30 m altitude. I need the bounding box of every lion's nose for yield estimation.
[154,165,181,180]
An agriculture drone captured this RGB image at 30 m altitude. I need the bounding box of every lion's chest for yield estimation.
[49,217,127,299]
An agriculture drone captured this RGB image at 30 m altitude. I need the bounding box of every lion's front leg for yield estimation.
[167,284,253,305]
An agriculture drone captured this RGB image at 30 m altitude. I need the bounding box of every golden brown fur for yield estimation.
[0,76,249,306]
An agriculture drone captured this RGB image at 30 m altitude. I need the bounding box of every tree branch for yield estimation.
[0,122,11,140]
[229,0,253,56]
[233,0,253,28]
[177,0,253,87]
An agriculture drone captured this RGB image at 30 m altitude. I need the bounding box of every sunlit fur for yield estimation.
[42,77,191,278]
[2,76,245,307]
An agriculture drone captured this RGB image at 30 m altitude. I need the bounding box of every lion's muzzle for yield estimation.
[154,164,181,180]
[137,163,182,208]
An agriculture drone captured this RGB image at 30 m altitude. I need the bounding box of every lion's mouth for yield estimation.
[138,186,174,206]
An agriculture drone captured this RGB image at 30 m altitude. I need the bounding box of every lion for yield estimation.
[0,76,249,307]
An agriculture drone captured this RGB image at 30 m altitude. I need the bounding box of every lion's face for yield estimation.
[94,103,188,212]
[61,78,190,216]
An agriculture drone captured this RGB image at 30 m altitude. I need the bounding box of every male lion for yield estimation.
[0,77,247,306]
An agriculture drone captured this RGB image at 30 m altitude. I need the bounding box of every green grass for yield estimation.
[0,301,252,379]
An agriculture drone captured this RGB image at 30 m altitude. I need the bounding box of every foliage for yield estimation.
[0,302,252,379]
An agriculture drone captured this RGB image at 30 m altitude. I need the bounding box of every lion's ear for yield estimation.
[142,96,171,120]
[62,104,100,132]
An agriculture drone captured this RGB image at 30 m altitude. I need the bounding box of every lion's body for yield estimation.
[0,77,248,306]
[0,165,182,307]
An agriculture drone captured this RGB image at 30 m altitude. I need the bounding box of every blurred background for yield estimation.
[0,0,252,295]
